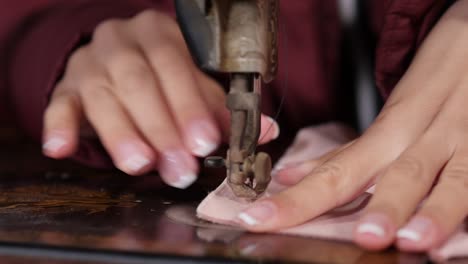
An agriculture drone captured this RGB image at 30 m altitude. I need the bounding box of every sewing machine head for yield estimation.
[174,0,278,199]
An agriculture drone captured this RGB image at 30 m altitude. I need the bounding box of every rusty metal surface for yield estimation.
[204,74,272,199]
[0,137,439,263]
[176,0,278,82]
[226,74,270,199]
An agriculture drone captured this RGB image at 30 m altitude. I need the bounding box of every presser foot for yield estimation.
[205,152,272,200]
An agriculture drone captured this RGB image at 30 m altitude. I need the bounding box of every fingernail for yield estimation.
[172,173,197,189]
[357,223,385,237]
[116,142,153,174]
[159,150,198,189]
[272,162,301,173]
[43,137,67,153]
[259,116,280,143]
[356,213,390,237]
[121,155,151,174]
[240,243,258,255]
[272,164,286,173]
[237,201,276,226]
[187,120,220,157]
[397,216,433,242]
[266,116,280,140]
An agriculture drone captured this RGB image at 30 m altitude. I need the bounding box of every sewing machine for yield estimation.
[174,0,278,199]
[0,131,418,264]
[0,2,455,263]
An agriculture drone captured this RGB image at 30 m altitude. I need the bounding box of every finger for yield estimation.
[134,19,221,158]
[106,53,198,186]
[393,79,468,251]
[236,144,379,231]
[67,48,156,176]
[79,80,156,176]
[396,150,468,252]
[43,85,81,158]
[92,31,199,188]
[354,131,454,250]
[235,94,442,232]
[274,141,354,186]
[64,46,156,175]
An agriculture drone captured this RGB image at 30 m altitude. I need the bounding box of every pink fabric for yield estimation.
[197,123,468,262]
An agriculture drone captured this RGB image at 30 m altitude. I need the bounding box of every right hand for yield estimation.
[42,10,279,189]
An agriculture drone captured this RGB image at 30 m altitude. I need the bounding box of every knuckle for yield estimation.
[93,19,123,42]
[149,45,193,76]
[143,25,186,56]
[296,129,313,141]
[112,64,154,94]
[418,206,443,223]
[79,72,108,89]
[134,10,159,23]
[142,124,174,142]
[67,47,90,67]
[390,156,427,182]
[78,80,108,100]
[52,81,72,95]
[106,51,136,68]
[314,162,347,192]
[133,10,174,29]
[147,42,176,62]
[443,162,468,189]
[367,200,399,219]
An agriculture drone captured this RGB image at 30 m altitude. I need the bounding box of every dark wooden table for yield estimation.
[0,127,463,264]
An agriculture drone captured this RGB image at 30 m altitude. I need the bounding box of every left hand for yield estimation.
[236,0,468,252]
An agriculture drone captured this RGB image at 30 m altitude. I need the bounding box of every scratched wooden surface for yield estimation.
[0,126,462,264]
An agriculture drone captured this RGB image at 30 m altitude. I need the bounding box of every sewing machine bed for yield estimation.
[0,131,458,264]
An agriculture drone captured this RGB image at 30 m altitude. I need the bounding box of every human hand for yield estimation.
[236,0,468,252]
[41,10,279,188]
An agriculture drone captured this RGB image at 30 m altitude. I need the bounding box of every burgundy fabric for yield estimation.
[368,0,453,98]
[0,0,454,168]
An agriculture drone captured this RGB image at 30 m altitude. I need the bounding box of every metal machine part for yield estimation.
[175,0,278,199]
[222,73,271,199]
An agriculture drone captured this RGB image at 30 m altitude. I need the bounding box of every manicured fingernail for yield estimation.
[121,155,151,174]
[237,201,276,226]
[159,150,198,189]
[172,173,197,189]
[116,142,153,174]
[187,120,220,157]
[272,162,301,173]
[397,216,433,242]
[266,116,280,140]
[357,223,385,237]
[43,137,67,153]
[356,213,390,237]
[259,116,280,143]
[272,164,286,173]
[240,243,258,255]
[238,213,259,226]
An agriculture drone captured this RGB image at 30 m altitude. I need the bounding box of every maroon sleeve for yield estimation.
[6,0,174,168]
[368,0,456,99]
